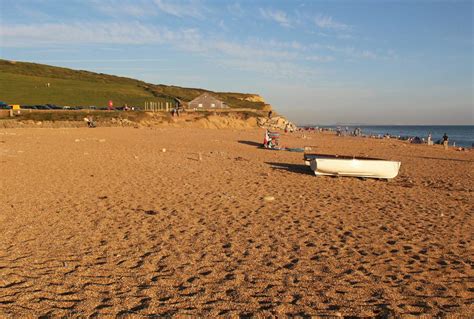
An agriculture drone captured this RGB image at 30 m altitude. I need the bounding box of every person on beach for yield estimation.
[84,116,95,128]
[427,133,433,145]
[443,133,449,150]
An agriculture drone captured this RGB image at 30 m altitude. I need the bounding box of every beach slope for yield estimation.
[0,127,472,317]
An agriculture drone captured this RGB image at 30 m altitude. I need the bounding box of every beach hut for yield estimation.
[188,93,227,109]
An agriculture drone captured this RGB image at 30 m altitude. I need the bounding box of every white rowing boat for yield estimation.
[304,153,401,179]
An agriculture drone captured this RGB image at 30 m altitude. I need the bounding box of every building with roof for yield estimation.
[187,93,228,109]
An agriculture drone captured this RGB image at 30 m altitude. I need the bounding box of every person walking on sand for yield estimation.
[427,133,433,145]
[443,133,449,150]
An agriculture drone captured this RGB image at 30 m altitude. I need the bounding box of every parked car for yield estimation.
[35,105,51,110]
[0,102,11,109]
[46,104,62,110]
[0,101,11,109]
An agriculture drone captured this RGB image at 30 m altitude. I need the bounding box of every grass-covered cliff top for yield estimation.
[0,59,268,109]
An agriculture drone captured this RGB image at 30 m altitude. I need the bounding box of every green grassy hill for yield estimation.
[0,59,266,109]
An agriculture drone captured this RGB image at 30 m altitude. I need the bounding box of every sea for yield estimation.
[307,125,474,148]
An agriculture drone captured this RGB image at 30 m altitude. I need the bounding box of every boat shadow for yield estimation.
[265,162,314,175]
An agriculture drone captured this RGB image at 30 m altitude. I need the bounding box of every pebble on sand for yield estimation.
[162,148,166,153]
[263,196,275,202]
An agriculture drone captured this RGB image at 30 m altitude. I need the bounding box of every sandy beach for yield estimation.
[0,127,472,317]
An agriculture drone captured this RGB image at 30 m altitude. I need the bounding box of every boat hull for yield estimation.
[306,156,401,179]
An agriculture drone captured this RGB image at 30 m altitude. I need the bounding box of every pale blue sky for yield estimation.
[1,0,472,124]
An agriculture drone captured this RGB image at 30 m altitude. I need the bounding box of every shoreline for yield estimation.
[300,125,474,148]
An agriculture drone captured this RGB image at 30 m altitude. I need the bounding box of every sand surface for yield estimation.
[0,127,472,317]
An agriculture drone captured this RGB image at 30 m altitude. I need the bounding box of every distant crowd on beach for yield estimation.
[298,126,471,151]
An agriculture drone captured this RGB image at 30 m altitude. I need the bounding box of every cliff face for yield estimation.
[234,95,272,111]
[242,95,266,103]
[1,110,296,131]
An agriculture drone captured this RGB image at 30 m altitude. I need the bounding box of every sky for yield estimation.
[0,0,473,125]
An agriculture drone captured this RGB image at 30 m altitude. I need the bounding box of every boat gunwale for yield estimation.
[304,153,396,162]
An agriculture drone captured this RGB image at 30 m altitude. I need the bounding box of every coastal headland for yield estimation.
[1,126,472,317]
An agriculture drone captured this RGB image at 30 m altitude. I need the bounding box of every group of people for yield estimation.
[352,127,362,136]
[336,126,361,137]
[333,126,453,150]
[426,132,450,149]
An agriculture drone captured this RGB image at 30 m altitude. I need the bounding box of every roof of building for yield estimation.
[188,93,224,104]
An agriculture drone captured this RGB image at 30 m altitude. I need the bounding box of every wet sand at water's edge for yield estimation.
[0,127,472,317]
